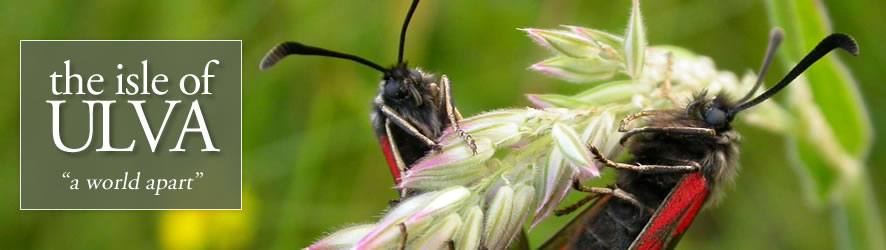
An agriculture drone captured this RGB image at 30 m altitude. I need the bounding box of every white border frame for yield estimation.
[19,40,243,210]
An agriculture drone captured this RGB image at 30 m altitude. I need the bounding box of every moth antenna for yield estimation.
[398,0,420,64]
[735,28,784,104]
[727,33,858,117]
[259,42,387,72]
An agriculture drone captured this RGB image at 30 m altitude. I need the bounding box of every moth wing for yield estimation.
[379,119,408,185]
[629,173,710,250]
[539,195,614,250]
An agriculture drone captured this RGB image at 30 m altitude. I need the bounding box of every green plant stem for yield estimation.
[833,172,886,250]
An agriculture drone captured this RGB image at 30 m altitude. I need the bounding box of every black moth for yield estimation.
[542,29,859,250]
[259,0,476,198]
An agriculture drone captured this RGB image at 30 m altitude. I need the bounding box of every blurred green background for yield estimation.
[2,0,884,249]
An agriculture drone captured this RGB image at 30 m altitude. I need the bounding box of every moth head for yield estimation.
[685,91,735,131]
[383,63,426,105]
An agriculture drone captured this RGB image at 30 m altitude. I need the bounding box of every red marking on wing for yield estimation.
[672,176,708,236]
[635,173,709,250]
[379,136,402,185]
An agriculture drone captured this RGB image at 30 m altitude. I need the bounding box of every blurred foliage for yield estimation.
[1,0,884,249]
[767,1,883,249]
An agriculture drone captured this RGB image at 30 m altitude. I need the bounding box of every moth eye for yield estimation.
[384,80,407,100]
[409,70,423,80]
[704,107,727,126]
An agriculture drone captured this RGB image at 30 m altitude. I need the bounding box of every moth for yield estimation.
[541,29,859,249]
[259,0,476,197]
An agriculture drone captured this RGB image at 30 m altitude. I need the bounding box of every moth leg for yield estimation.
[441,75,477,154]
[447,240,456,250]
[388,198,401,207]
[618,111,666,132]
[376,97,438,148]
[619,126,716,145]
[569,179,654,213]
[589,146,700,174]
[660,52,681,106]
[385,120,410,184]
[398,223,408,250]
[554,191,604,216]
